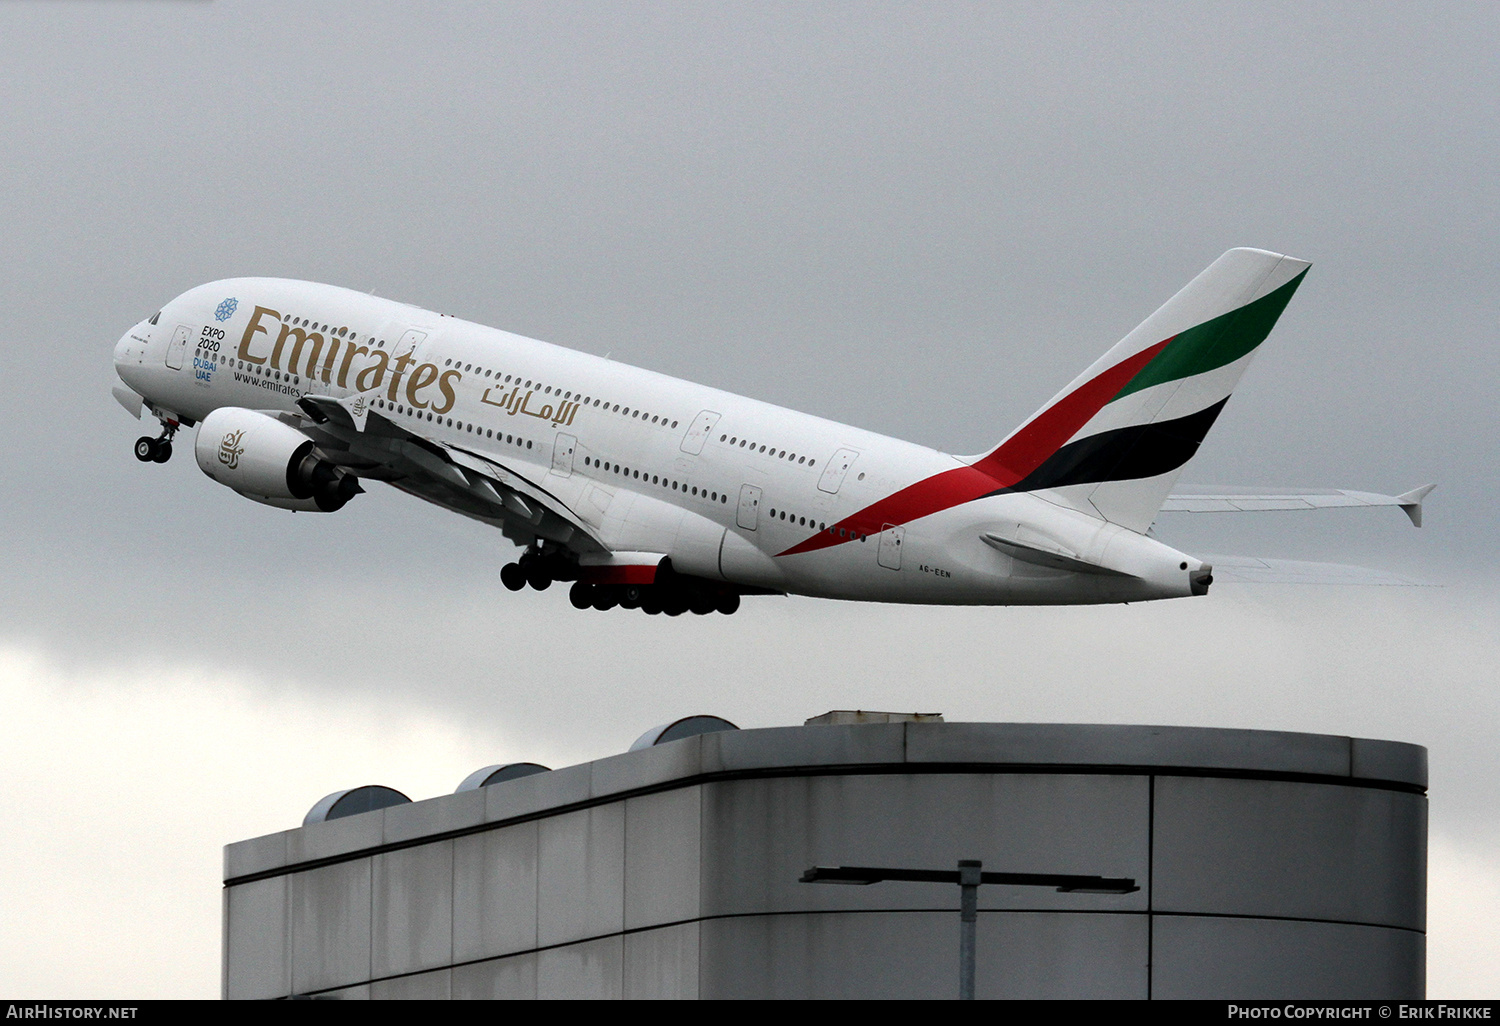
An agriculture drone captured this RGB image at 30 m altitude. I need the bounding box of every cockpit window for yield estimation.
[148,311,160,325]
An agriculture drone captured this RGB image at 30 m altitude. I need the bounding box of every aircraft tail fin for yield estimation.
[967,248,1310,533]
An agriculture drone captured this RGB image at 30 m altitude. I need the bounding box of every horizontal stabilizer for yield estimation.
[1163,484,1435,527]
[1201,554,1432,586]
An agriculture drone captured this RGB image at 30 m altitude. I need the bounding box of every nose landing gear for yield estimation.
[134,422,177,464]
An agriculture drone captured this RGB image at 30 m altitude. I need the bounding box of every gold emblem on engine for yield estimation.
[219,429,246,470]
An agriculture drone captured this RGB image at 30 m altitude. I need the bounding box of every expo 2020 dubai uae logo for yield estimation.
[215,297,239,322]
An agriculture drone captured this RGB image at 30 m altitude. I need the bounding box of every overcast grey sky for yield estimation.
[0,1,1495,997]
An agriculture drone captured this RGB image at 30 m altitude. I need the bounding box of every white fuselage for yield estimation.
[114,278,1204,606]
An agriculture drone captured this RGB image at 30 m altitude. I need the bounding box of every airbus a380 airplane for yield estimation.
[111,248,1431,616]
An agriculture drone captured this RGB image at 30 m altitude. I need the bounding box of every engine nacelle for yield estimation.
[195,407,361,512]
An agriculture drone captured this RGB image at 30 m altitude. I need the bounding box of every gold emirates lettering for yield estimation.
[238,305,460,413]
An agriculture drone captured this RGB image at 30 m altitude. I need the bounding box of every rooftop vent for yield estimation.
[630,715,738,751]
[455,762,551,792]
[303,785,411,825]
[804,710,944,726]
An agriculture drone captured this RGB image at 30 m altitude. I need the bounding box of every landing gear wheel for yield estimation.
[134,437,157,462]
[715,593,741,616]
[152,440,172,464]
[619,586,642,610]
[569,582,594,610]
[500,563,526,591]
[640,591,663,616]
[591,589,619,612]
[689,593,716,616]
[663,594,689,617]
[526,567,552,591]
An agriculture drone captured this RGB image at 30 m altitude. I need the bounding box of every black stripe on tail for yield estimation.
[989,398,1230,495]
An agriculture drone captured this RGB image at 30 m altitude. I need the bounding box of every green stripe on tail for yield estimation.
[1112,268,1308,402]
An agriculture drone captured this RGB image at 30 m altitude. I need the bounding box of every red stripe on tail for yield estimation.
[969,337,1170,486]
[777,338,1170,558]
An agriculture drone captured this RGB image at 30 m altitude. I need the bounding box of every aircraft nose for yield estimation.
[113,325,150,394]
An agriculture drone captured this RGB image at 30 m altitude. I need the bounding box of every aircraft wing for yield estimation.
[1199,554,1432,586]
[1162,484,1434,527]
[295,392,606,552]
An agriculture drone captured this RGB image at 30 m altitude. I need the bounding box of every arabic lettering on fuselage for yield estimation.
[480,385,580,427]
[235,305,461,415]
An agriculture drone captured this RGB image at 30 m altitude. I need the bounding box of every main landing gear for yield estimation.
[500,549,557,593]
[134,423,177,464]
[500,548,742,615]
[567,581,740,616]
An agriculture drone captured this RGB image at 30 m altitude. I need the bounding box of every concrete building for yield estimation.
[222,719,1426,999]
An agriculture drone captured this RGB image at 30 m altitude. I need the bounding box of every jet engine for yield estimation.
[194,407,361,512]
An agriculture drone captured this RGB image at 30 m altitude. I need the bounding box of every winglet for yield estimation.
[1395,483,1436,528]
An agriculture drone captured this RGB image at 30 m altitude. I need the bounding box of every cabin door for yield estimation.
[165,325,191,370]
[818,448,860,494]
[737,484,762,531]
[878,524,905,570]
[552,433,577,476]
[681,410,722,455]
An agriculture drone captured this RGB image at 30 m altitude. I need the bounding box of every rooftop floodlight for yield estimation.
[801,860,1138,999]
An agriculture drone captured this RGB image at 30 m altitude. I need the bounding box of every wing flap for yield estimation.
[294,397,604,550]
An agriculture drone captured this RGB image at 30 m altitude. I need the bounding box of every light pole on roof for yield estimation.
[800,860,1140,1000]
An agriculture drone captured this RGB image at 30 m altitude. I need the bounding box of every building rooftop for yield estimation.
[224,720,1426,885]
